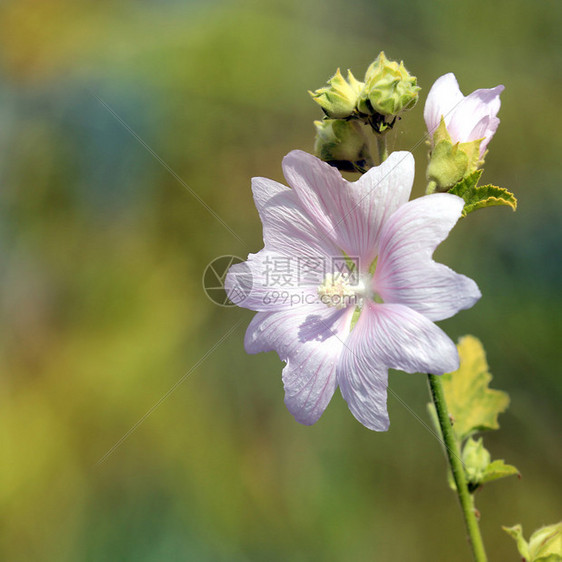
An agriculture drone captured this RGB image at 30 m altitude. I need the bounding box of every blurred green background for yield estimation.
[0,0,560,560]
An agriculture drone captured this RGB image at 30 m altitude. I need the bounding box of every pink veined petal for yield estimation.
[424,73,464,136]
[336,301,459,432]
[226,174,343,313]
[357,301,459,376]
[336,304,391,431]
[446,85,504,151]
[464,115,490,149]
[425,74,504,158]
[225,250,319,312]
[282,150,414,266]
[245,305,353,425]
[374,193,481,321]
[463,85,503,124]
[251,176,340,258]
[480,116,501,156]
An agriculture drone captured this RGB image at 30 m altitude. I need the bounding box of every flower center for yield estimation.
[317,272,365,309]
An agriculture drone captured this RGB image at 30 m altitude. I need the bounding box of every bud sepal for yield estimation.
[357,52,420,118]
[309,69,364,119]
[313,118,373,172]
[503,522,562,562]
[426,117,482,192]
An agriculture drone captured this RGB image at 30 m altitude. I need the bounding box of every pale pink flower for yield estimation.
[424,73,504,157]
[226,151,480,430]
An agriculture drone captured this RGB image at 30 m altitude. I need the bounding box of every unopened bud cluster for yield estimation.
[310,52,419,171]
[358,52,420,118]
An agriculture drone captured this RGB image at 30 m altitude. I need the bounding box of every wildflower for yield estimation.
[424,73,504,160]
[226,151,480,430]
[424,74,504,191]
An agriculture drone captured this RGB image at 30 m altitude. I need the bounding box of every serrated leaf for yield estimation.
[426,337,518,492]
[449,170,482,196]
[462,184,518,216]
[504,522,562,561]
[480,459,520,484]
[449,171,517,217]
[439,336,510,442]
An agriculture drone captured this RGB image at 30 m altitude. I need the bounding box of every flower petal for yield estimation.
[424,74,504,157]
[337,305,390,431]
[424,73,464,136]
[357,301,459,375]
[374,193,481,321]
[251,176,340,258]
[282,150,414,265]
[245,305,353,425]
[225,250,319,312]
[337,300,458,431]
[447,85,504,153]
[479,116,500,156]
[226,173,346,313]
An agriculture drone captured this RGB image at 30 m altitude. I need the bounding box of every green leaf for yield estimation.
[462,184,518,216]
[440,335,510,442]
[448,169,482,196]
[426,336,519,491]
[480,459,520,485]
[504,522,562,561]
[449,170,517,217]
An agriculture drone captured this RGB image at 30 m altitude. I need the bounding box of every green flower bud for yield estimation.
[314,119,373,172]
[462,437,491,485]
[309,69,364,119]
[503,522,562,562]
[426,118,483,193]
[357,52,420,116]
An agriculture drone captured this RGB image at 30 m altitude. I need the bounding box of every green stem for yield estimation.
[376,134,388,163]
[353,163,369,174]
[427,374,488,562]
[426,180,438,194]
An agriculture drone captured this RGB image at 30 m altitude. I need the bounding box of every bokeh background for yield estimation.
[1,0,560,560]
